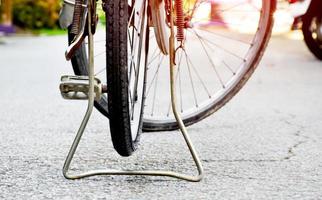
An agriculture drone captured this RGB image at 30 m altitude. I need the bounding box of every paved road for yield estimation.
[0,32,322,199]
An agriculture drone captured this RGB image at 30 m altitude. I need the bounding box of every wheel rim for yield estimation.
[144,0,271,128]
[127,0,147,140]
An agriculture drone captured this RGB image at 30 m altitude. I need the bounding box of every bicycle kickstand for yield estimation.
[60,0,204,182]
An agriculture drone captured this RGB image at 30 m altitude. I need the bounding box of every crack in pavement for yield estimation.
[219,174,258,180]
[203,118,315,164]
[280,119,314,160]
[283,140,306,160]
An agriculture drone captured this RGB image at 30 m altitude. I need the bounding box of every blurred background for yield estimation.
[0,0,317,58]
[0,0,304,36]
[0,0,61,34]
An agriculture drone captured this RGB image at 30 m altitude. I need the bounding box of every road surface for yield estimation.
[0,32,322,199]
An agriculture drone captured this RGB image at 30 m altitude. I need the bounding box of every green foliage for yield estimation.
[98,9,105,25]
[12,0,61,29]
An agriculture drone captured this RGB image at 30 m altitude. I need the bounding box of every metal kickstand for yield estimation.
[62,0,204,182]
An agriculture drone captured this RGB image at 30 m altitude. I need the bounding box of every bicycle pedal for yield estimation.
[60,75,102,100]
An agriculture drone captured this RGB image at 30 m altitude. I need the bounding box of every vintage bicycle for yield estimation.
[59,0,276,181]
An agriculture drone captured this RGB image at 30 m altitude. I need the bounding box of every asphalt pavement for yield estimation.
[0,31,322,199]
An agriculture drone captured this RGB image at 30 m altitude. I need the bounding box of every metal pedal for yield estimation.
[60,75,102,100]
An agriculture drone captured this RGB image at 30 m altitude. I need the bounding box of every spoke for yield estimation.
[130,26,136,51]
[129,9,144,79]
[128,28,136,79]
[128,31,138,78]
[177,49,184,112]
[222,60,236,75]
[195,28,252,45]
[189,0,260,19]
[146,55,164,97]
[192,19,248,27]
[131,1,146,119]
[127,4,136,28]
[94,51,106,58]
[189,0,208,19]
[129,30,136,79]
[149,45,159,59]
[128,33,139,81]
[128,29,133,50]
[85,39,106,44]
[95,67,106,76]
[147,51,162,68]
[193,29,246,61]
[129,27,139,80]
[183,49,199,107]
[191,29,225,88]
[129,58,137,79]
[185,51,212,98]
[217,9,262,13]
[150,62,160,116]
[149,31,155,39]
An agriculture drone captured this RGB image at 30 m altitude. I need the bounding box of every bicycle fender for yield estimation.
[59,0,75,29]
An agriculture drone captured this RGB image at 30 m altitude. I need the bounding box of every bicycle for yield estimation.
[59,0,276,181]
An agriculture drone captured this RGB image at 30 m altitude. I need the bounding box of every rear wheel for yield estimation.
[69,0,275,132]
[144,0,275,131]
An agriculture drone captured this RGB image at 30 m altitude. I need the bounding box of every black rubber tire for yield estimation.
[105,0,146,156]
[302,12,322,60]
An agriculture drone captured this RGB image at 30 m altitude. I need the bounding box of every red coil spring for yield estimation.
[175,0,184,42]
